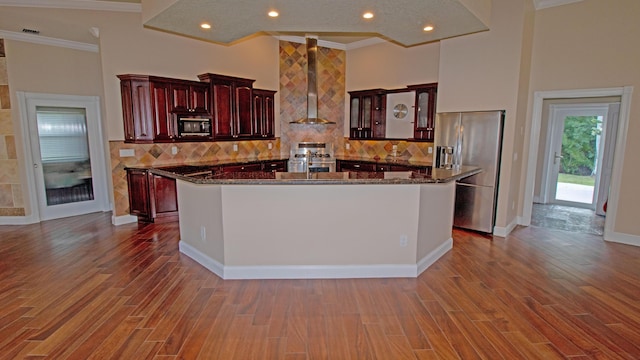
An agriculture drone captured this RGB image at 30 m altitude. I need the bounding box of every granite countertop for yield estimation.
[150,165,481,185]
[336,155,432,168]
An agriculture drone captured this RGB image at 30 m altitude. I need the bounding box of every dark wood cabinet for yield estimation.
[198,73,256,140]
[219,163,263,173]
[261,160,287,172]
[170,81,210,114]
[408,83,438,141]
[337,160,377,172]
[119,75,209,143]
[120,73,276,142]
[119,75,156,143]
[337,160,430,174]
[253,89,276,139]
[126,168,178,223]
[349,89,386,139]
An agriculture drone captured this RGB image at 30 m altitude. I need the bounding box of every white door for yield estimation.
[544,105,609,210]
[21,93,109,221]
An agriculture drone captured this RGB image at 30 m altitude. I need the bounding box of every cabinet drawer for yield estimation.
[220,163,263,172]
[262,161,287,172]
[339,161,376,172]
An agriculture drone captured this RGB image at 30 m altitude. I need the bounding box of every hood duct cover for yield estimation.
[290,36,336,125]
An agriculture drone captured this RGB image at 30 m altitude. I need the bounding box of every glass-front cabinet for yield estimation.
[349,89,386,139]
[408,83,438,141]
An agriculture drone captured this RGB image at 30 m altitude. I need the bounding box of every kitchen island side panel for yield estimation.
[177,181,225,265]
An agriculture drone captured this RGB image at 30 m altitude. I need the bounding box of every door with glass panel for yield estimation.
[546,106,608,209]
[24,94,108,221]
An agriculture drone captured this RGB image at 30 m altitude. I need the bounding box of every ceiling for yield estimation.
[142,0,490,47]
[0,0,583,49]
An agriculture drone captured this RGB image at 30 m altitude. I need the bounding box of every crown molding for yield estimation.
[277,35,386,51]
[534,0,583,10]
[0,30,98,52]
[0,0,141,12]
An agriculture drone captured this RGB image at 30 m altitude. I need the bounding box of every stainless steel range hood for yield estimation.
[290,36,336,125]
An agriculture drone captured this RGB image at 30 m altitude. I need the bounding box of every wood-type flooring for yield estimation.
[0,212,639,359]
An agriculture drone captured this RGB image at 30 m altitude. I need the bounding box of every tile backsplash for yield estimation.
[110,139,280,217]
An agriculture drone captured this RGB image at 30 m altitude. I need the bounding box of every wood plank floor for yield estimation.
[1,212,639,359]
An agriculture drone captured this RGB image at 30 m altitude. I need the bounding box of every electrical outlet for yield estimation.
[428,146,433,154]
[233,143,238,152]
[268,142,273,150]
[400,235,408,247]
[345,143,350,150]
[171,146,178,155]
[200,226,206,241]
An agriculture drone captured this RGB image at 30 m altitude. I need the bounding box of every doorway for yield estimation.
[18,92,109,221]
[523,87,632,240]
[540,104,616,212]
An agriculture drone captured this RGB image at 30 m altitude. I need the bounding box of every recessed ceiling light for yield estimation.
[200,23,211,29]
[268,10,279,17]
[423,25,434,32]
[363,12,374,19]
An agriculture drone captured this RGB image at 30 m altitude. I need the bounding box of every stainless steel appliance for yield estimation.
[177,116,212,137]
[288,142,336,173]
[435,110,505,233]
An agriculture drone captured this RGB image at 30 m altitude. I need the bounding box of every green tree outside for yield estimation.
[560,116,602,177]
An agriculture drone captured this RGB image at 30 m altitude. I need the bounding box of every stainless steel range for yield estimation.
[288,142,336,173]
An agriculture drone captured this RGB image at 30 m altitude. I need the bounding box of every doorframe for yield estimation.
[17,92,110,222]
[541,104,609,208]
[522,87,632,240]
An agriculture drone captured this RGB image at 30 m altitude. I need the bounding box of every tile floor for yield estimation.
[531,203,605,235]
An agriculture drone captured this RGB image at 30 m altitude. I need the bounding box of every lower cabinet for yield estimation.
[337,160,430,173]
[127,169,178,223]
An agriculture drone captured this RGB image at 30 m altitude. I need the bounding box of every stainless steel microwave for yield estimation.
[177,116,212,137]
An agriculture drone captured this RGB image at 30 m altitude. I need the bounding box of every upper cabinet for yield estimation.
[348,83,437,141]
[408,83,438,141]
[348,89,386,139]
[119,73,276,143]
[253,89,276,139]
[118,75,175,143]
[199,73,255,139]
[170,81,210,114]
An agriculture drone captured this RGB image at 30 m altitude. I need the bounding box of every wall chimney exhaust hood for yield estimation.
[290,36,336,125]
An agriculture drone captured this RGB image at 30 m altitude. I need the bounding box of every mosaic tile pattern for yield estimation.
[110,139,281,216]
[0,38,25,217]
[279,41,345,154]
[340,139,434,163]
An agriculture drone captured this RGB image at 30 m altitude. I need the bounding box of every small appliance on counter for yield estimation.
[287,142,336,173]
[434,110,505,233]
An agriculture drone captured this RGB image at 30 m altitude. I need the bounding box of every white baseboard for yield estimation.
[417,238,453,275]
[493,217,519,237]
[0,214,39,225]
[179,241,225,278]
[112,214,138,226]
[604,230,640,247]
[179,237,452,280]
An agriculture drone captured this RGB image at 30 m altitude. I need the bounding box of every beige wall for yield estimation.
[5,40,105,215]
[345,41,440,138]
[527,0,640,235]
[96,11,280,141]
[437,0,533,230]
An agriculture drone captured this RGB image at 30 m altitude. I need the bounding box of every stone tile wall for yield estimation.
[340,139,434,162]
[0,39,25,217]
[110,139,280,217]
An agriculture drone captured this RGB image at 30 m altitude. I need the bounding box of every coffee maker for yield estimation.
[435,146,454,169]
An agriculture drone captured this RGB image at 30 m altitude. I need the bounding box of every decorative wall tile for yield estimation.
[279,41,345,154]
[0,184,12,206]
[342,139,434,163]
[110,139,281,216]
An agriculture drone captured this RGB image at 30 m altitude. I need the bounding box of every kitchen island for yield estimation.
[153,166,480,280]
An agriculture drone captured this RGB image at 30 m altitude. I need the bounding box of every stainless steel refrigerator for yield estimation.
[434,110,505,233]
